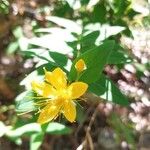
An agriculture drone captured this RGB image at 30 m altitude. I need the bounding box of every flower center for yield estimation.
[58,88,71,101]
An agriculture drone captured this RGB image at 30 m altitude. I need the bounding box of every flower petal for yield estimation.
[63,101,76,122]
[31,81,44,96]
[68,82,88,99]
[45,68,67,90]
[37,103,60,124]
[43,83,57,98]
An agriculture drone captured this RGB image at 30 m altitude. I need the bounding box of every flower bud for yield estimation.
[75,59,86,72]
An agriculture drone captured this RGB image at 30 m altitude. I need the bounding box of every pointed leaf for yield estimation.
[30,133,44,150]
[42,122,72,135]
[89,74,129,106]
[15,91,37,113]
[69,40,115,83]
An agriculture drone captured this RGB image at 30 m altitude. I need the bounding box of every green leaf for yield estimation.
[69,40,115,83]
[6,123,42,138]
[79,31,100,53]
[0,0,9,14]
[89,74,129,106]
[22,48,55,66]
[92,2,107,23]
[67,31,100,57]
[18,37,29,51]
[80,31,100,44]
[81,0,90,5]
[85,23,125,42]
[13,26,24,38]
[0,121,8,137]
[22,49,68,68]
[7,42,19,54]
[49,51,68,67]
[29,34,73,54]
[15,91,37,113]
[30,133,44,150]
[42,122,72,135]
[112,0,131,17]
[108,44,132,64]
[7,122,71,139]
[46,16,81,33]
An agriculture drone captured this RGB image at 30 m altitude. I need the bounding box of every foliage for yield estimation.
[1,0,148,149]
[0,0,9,14]
[15,16,131,149]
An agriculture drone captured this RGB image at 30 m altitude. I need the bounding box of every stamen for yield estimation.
[17,110,33,115]
[34,100,51,106]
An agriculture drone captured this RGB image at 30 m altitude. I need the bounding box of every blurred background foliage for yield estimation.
[0,0,150,150]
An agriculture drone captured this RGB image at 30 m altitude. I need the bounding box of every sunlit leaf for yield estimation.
[15,91,37,113]
[0,121,9,137]
[6,123,42,138]
[13,26,24,38]
[42,122,72,135]
[85,23,125,42]
[29,34,73,54]
[46,16,81,33]
[30,133,44,150]
[7,41,19,54]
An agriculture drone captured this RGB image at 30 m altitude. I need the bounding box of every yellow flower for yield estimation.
[75,59,86,72]
[31,67,88,124]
